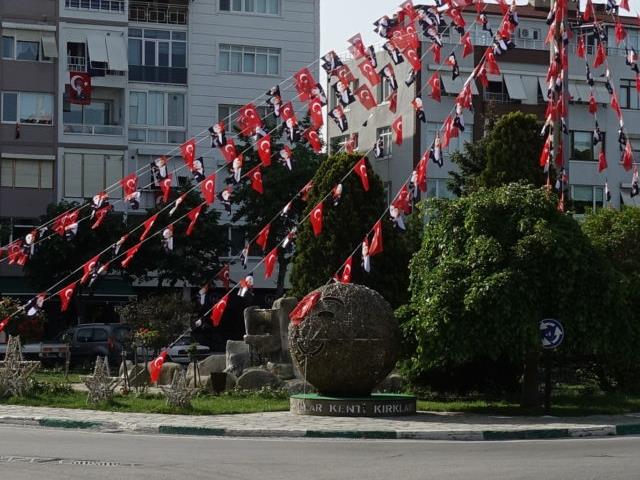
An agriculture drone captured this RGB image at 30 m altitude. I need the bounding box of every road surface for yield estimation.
[0,425,638,479]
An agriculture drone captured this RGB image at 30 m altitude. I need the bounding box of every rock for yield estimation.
[288,283,399,396]
[267,362,295,380]
[284,379,315,395]
[374,373,406,393]
[121,363,149,387]
[202,372,238,392]
[118,360,133,377]
[186,354,226,386]
[157,362,182,386]
[225,340,250,377]
[237,368,282,390]
[243,298,298,364]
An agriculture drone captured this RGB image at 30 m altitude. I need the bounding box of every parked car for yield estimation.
[0,341,68,367]
[57,323,132,367]
[165,334,210,365]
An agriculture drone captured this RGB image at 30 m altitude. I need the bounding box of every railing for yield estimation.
[65,0,126,13]
[128,65,187,84]
[67,55,87,72]
[129,1,188,24]
[128,127,186,144]
[63,124,124,136]
[67,56,126,76]
[483,91,512,103]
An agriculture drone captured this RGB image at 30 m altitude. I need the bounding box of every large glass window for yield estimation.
[1,159,53,189]
[376,127,393,158]
[128,91,186,144]
[16,40,39,61]
[219,44,280,75]
[63,153,123,198]
[2,92,53,125]
[128,28,187,68]
[620,79,640,110]
[571,130,602,161]
[2,36,14,59]
[572,185,604,214]
[1,34,52,62]
[219,0,280,14]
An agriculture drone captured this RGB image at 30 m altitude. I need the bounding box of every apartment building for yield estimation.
[327,1,640,214]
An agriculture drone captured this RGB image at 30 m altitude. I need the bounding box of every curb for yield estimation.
[1,415,639,441]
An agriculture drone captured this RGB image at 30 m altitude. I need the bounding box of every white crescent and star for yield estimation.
[205,180,214,193]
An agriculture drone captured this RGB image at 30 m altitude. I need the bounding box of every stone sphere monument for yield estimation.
[288,283,415,417]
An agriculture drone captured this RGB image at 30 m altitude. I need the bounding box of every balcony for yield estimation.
[65,0,126,13]
[483,91,513,103]
[128,65,187,84]
[129,127,185,144]
[63,124,124,136]
[67,56,126,77]
[129,1,188,25]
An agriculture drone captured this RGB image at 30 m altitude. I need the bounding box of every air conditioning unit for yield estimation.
[519,28,540,40]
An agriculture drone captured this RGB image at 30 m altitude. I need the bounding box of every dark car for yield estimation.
[58,323,132,367]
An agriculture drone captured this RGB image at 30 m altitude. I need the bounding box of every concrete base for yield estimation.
[290,393,416,417]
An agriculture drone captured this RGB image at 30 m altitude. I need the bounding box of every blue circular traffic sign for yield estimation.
[540,319,564,349]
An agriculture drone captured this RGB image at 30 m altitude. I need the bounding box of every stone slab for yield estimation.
[290,393,417,417]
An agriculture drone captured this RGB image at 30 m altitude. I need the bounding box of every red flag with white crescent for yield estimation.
[354,84,377,110]
[404,47,422,71]
[80,254,101,285]
[139,214,158,242]
[369,220,383,256]
[290,291,321,326]
[180,138,196,170]
[611,92,622,119]
[428,73,442,102]
[598,150,608,173]
[461,32,473,58]
[121,243,142,269]
[211,294,230,327]
[257,135,272,167]
[593,42,606,69]
[59,281,78,312]
[220,139,237,163]
[310,201,324,237]
[358,59,381,87]
[335,65,356,85]
[256,224,270,252]
[216,265,230,290]
[347,33,366,59]
[237,103,263,136]
[431,43,441,63]
[149,351,167,384]
[160,174,172,203]
[354,157,370,192]
[91,205,112,230]
[304,128,323,154]
[280,101,297,124]
[186,204,204,236]
[120,173,138,198]
[337,256,353,284]
[201,173,216,205]
[68,71,92,105]
[393,185,412,214]
[485,48,501,75]
[264,247,278,280]
[416,153,428,193]
[294,67,316,101]
[308,97,324,130]
[623,141,634,171]
[301,180,313,201]
[249,166,264,194]
[392,116,403,145]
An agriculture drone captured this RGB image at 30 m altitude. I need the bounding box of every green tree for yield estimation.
[402,184,618,406]
[449,112,545,196]
[232,116,324,297]
[0,297,26,338]
[289,152,417,308]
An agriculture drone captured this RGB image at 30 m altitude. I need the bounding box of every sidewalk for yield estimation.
[0,404,639,441]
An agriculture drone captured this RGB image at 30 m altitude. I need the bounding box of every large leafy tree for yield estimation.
[449,112,545,196]
[402,184,619,405]
[289,152,418,308]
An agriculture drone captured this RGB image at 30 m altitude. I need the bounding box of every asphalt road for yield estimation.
[0,425,639,480]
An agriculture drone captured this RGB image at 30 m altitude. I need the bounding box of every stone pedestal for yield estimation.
[290,393,416,417]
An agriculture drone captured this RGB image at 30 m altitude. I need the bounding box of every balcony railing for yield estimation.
[66,56,126,76]
[129,127,186,144]
[65,0,126,13]
[63,124,124,136]
[129,1,188,24]
[67,55,86,72]
[483,91,513,103]
[128,65,187,84]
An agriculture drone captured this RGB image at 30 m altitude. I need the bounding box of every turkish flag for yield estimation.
[237,103,263,136]
[611,92,622,119]
[621,0,630,10]
[249,166,264,194]
[461,32,473,58]
[180,138,196,170]
[91,205,111,230]
[369,220,383,256]
[404,47,421,71]
[623,141,634,171]
[59,281,77,312]
[256,224,270,252]
[337,256,353,284]
[120,173,138,198]
[217,265,230,290]
[7,241,22,265]
[0,317,9,333]
[186,204,204,236]
[345,133,358,153]
[393,185,412,214]
[294,67,316,101]
[290,291,321,326]
[598,150,608,172]
[416,154,428,193]
[305,128,322,153]
[301,180,313,201]
[589,94,597,115]
[149,351,167,384]
[310,201,324,237]
[428,73,442,102]
[264,247,278,279]
[220,139,237,163]
[68,71,91,105]
[257,135,272,167]
[358,59,381,87]
[347,33,366,59]
[354,84,377,110]
[160,174,172,203]
[309,97,324,130]
[80,254,101,285]
[577,35,585,59]
[615,21,626,45]
[388,90,397,114]
[593,43,606,69]
[335,64,356,85]
[354,157,370,191]
[211,294,230,327]
[485,49,501,75]
[201,173,216,205]
[121,242,142,269]
[431,43,441,63]
[280,101,297,124]
[139,214,158,241]
[392,117,403,145]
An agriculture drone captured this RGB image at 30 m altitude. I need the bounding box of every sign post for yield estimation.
[540,319,564,415]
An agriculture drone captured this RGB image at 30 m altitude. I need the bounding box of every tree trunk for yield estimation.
[521,351,540,408]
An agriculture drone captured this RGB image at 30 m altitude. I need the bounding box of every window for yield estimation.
[129,91,186,144]
[1,32,54,62]
[64,100,112,126]
[376,79,392,104]
[572,185,604,214]
[220,0,280,15]
[63,153,124,198]
[219,44,280,75]
[2,92,53,125]
[620,79,640,110]
[376,127,393,158]
[426,178,456,199]
[2,36,14,59]
[128,28,187,68]
[1,158,53,189]
[484,80,509,102]
[571,130,602,161]
[16,40,39,61]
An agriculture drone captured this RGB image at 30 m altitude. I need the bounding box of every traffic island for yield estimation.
[290,393,416,417]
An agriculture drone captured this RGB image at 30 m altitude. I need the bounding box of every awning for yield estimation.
[538,77,549,96]
[568,82,580,101]
[503,74,527,100]
[41,34,58,58]
[593,84,610,103]
[575,83,591,102]
[441,77,479,95]
[105,34,127,71]
[87,33,108,63]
